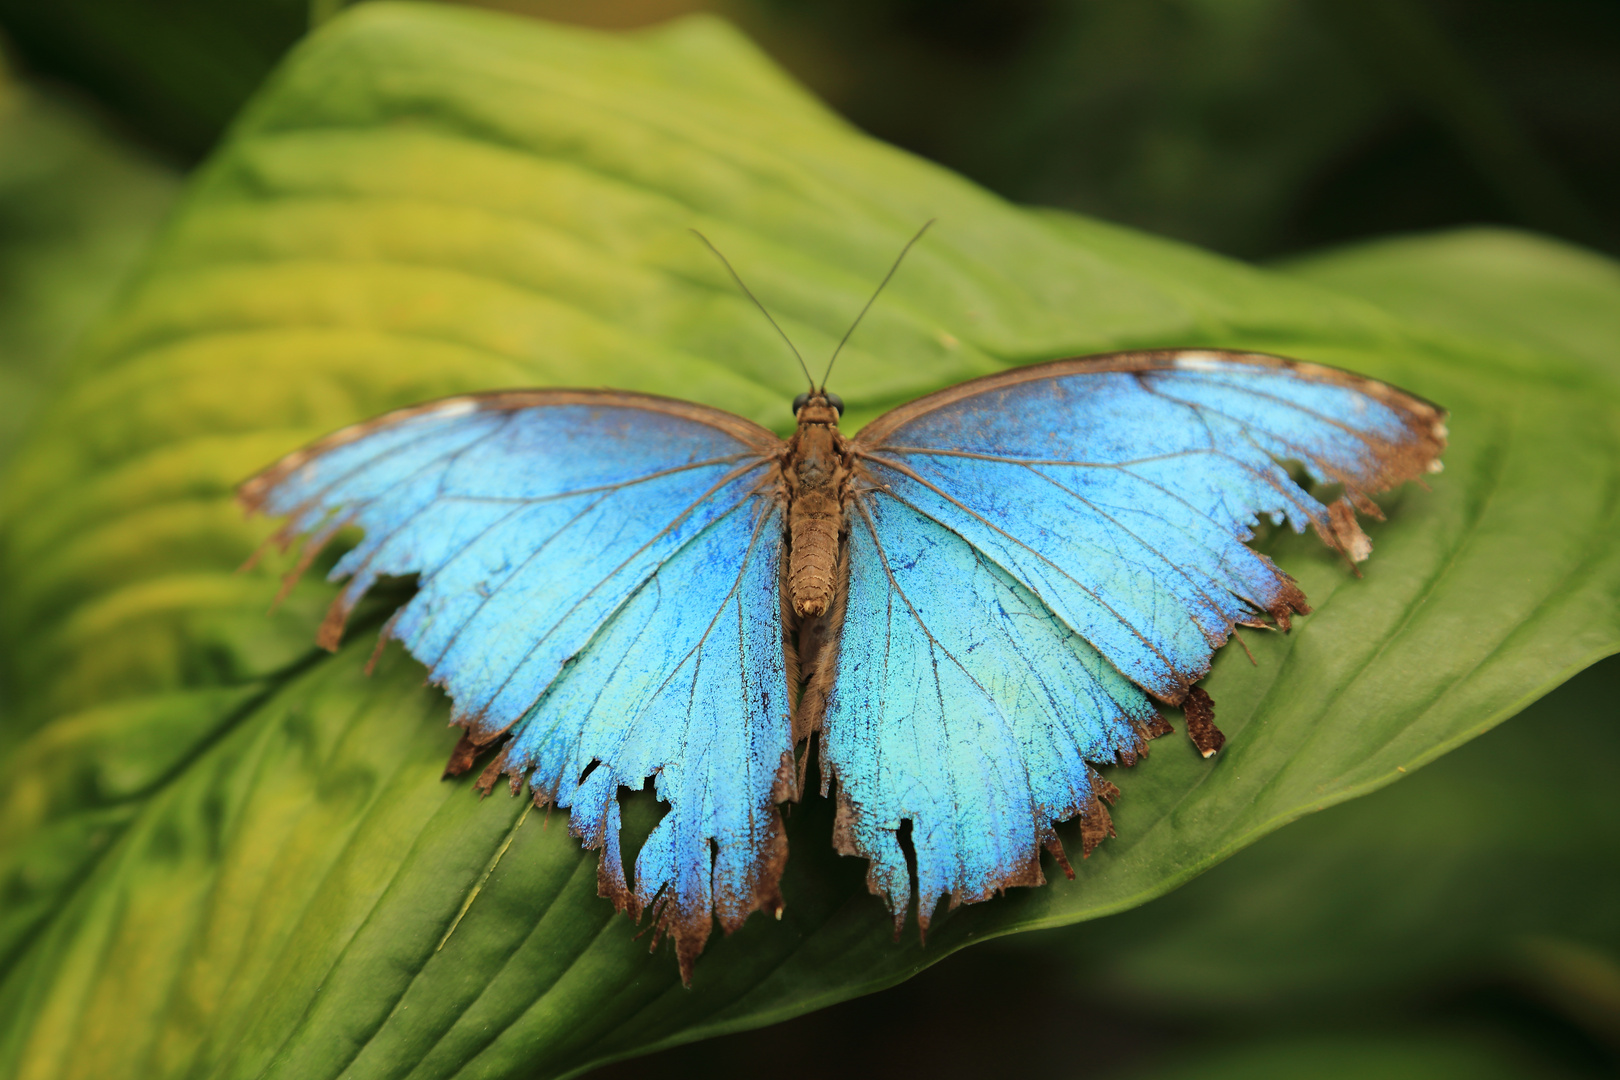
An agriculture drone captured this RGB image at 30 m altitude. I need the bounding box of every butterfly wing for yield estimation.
[824,349,1446,929]
[240,390,791,980]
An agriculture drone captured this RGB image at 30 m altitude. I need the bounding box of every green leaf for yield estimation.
[0,63,178,467]
[1279,227,1620,389]
[615,656,1620,1076]
[0,5,1616,1078]
[0,60,177,764]
[1041,652,1620,1012]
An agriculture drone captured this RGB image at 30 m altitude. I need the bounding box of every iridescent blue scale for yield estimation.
[242,349,1446,982]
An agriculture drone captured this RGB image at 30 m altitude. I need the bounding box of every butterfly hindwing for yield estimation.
[822,350,1446,923]
[240,391,790,980]
[824,493,1163,930]
[504,494,793,975]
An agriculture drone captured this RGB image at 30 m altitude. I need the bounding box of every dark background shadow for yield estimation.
[1,0,1615,261]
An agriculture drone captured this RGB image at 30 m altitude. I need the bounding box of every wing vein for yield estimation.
[476,460,773,734]
[857,453,1183,688]
[852,494,1035,818]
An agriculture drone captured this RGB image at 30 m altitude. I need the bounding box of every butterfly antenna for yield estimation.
[690,229,815,392]
[818,219,935,392]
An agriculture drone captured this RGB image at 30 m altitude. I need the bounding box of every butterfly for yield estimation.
[239,229,1447,984]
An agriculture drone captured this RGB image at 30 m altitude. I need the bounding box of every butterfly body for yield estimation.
[782,396,851,621]
[242,349,1445,983]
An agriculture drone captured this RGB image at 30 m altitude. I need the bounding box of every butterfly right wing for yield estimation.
[817,350,1445,933]
[240,390,792,981]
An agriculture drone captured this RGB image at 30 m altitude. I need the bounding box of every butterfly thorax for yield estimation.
[782,398,850,618]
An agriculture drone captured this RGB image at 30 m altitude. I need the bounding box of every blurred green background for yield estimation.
[1,0,1615,259]
[1,1,1615,1077]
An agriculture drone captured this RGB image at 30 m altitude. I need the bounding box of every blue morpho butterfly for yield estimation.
[240,225,1447,984]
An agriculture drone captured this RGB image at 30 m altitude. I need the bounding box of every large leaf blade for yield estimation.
[0,6,1616,1079]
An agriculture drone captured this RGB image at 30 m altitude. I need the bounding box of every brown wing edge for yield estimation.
[855,348,1447,456]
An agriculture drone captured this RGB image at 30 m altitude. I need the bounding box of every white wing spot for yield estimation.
[1172,352,1228,372]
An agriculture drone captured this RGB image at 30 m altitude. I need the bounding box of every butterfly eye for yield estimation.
[792,392,809,415]
[826,392,844,414]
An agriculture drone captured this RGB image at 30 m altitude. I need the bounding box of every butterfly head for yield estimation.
[793,391,843,425]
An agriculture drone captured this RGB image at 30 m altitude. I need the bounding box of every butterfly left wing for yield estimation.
[240,391,792,981]
[816,349,1445,931]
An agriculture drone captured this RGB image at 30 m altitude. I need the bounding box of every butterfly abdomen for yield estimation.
[789,492,842,617]
[784,402,850,619]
